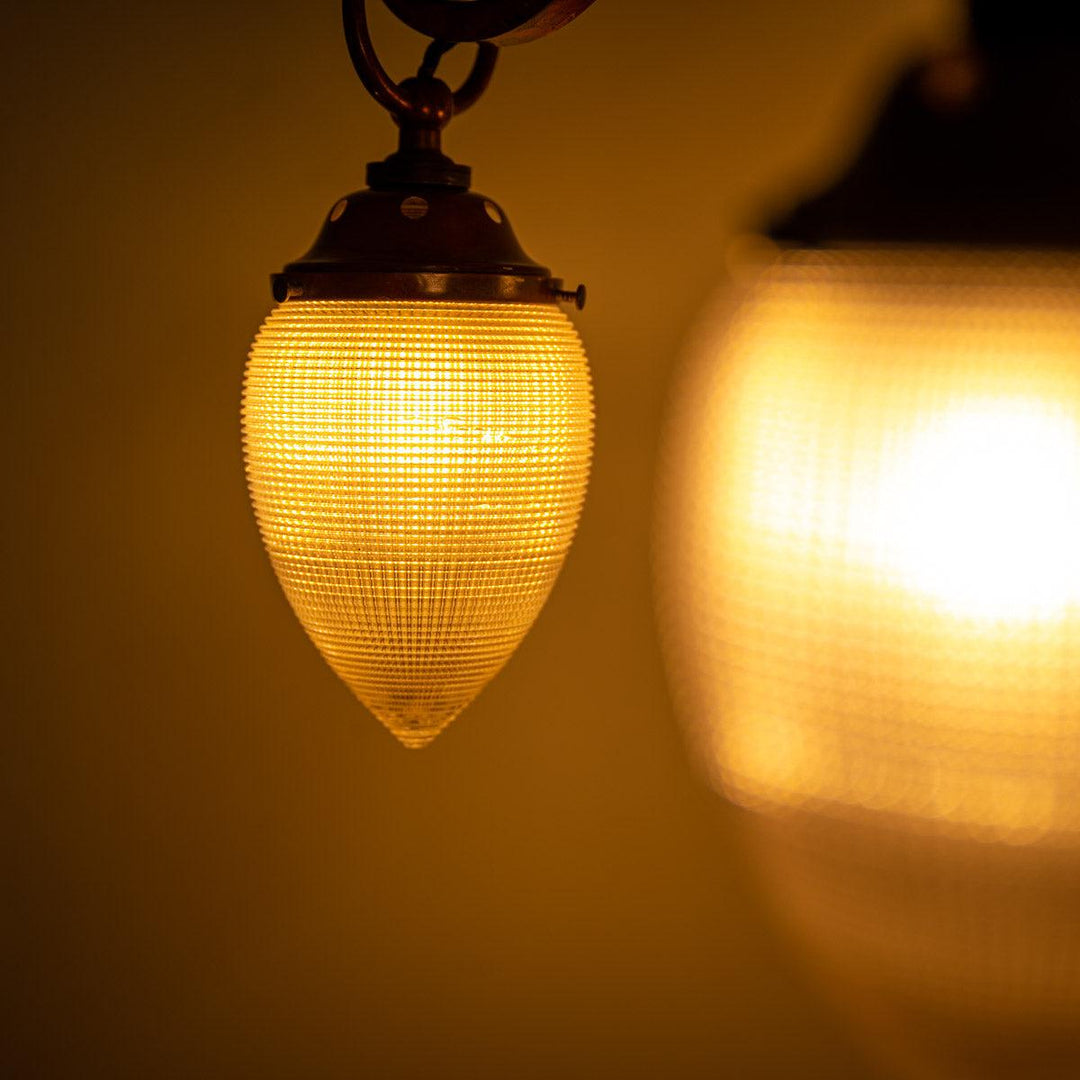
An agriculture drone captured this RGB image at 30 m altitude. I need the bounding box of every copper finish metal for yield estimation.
[344,0,497,128]
[381,0,598,46]
[271,271,568,304]
[272,1,589,305]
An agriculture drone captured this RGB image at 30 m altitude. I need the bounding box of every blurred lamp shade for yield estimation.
[659,8,1080,1073]
[662,0,1080,848]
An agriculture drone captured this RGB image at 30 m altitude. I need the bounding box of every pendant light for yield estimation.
[243,0,596,748]
[659,1,1080,1071]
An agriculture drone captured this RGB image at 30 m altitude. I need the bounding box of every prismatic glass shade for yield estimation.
[659,247,1080,1077]
[243,300,593,747]
[662,247,1080,842]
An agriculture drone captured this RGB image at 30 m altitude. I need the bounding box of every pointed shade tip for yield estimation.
[390,726,444,750]
[363,692,464,749]
[375,708,460,749]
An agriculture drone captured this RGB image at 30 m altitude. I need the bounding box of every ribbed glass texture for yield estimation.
[662,247,1080,843]
[243,300,593,747]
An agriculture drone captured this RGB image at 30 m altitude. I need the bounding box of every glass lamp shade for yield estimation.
[243,299,593,747]
[662,246,1080,842]
[659,246,1080,1076]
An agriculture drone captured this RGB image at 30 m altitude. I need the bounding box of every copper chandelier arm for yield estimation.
[452,42,498,114]
[342,0,414,117]
[381,0,598,46]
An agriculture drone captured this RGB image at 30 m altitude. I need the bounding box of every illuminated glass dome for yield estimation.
[661,242,1080,1078]
[663,245,1080,842]
[244,298,592,747]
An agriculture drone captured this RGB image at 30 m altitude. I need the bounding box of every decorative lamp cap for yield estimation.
[270,185,585,306]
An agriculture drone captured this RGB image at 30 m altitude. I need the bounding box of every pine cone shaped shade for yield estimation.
[243,300,593,747]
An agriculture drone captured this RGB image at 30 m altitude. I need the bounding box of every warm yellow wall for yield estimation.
[4,1,952,1076]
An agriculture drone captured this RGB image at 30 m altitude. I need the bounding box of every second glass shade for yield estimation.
[659,247,1080,1076]
[661,247,1080,843]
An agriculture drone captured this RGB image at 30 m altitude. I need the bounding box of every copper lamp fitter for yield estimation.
[271,0,592,307]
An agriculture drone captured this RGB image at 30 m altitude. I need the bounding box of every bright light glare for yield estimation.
[885,402,1080,621]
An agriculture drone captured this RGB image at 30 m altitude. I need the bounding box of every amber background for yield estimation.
[5,1,954,1076]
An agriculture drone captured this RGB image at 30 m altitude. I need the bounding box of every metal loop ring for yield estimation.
[343,0,499,124]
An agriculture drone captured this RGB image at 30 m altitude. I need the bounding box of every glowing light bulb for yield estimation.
[884,402,1080,622]
[244,299,592,747]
